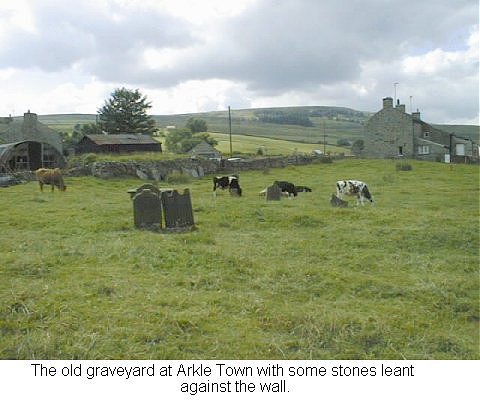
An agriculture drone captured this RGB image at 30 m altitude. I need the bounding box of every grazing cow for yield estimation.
[213,175,242,197]
[295,185,312,193]
[35,168,67,192]
[273,181,297,197]
[335,179,373,205]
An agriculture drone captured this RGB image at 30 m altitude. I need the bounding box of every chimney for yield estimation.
[23,111,38,132]
[412,109,421,120]
[382,97,393,109]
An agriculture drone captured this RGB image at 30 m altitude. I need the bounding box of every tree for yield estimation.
[165,128,218,153]
[186,118,208,133]
[352,139,364,154]
[97,87,157,135]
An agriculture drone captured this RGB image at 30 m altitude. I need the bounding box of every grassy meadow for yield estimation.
[0,159,478,359]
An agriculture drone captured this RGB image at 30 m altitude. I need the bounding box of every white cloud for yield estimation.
[0,0,477,124]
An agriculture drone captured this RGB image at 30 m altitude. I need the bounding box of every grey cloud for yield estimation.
[0,0,194,72]
[131,0,478,95]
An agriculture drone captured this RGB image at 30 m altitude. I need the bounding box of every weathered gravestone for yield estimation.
[128,183,160,199]
[330,194,348,208]
[266,184,282,201]
[161,189,195,229]
[133,189,162,230]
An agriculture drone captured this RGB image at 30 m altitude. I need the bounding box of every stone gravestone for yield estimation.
[161,189,195,229]
[266,184,281,201]
[330,194,348,208]
[128,183,160,199]
[133,189,162,230]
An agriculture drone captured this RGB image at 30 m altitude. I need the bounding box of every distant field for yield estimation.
[208,132,349,155]
[38,109,479,150]
[1,159,478,359]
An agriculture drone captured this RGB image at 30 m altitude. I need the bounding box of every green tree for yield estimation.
[80,123,103,136]
[352,139,364,154]
[98,87,157,135]
[186,118,208,133]
[165,129,218,153]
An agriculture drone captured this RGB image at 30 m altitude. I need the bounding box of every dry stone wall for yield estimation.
[67,155,334,180]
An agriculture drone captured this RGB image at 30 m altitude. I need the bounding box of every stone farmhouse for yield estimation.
[363,97,477,162]
[0,111,66,172]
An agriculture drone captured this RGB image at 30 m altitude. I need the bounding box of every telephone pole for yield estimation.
[228,106,232,157]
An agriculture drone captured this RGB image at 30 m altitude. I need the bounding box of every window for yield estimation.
[398,146,403,156]
[424,131,430,138]
[417,145,430,155]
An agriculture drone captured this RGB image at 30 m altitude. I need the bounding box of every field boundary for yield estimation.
[68,154,339,180]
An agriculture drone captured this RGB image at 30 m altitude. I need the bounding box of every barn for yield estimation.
[0,140,66,172]
[0,111,66,172]
[76,134,162,154]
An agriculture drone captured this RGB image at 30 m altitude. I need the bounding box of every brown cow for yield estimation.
[35,168,67,192]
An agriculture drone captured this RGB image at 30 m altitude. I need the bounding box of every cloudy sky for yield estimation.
[0,0,478,124]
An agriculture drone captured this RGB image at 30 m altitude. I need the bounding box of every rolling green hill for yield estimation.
[36,107,479,152]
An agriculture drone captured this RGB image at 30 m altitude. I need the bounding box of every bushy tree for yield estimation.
[352,139,364,154]
[165,128,218,153]
[98,87,157,135]
[186,118,208,133]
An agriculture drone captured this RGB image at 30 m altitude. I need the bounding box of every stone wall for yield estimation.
[67,155,334,180]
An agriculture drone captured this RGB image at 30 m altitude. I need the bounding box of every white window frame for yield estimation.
[417,145,430,155]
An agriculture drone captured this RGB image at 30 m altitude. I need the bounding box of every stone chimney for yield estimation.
[22,111,38,136]
[412,109,421,120]
[382,97,393,109]
[395,100,406,113]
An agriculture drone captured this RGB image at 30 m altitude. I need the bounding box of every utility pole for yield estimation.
[228,106,232,157]
[323,121,326,154]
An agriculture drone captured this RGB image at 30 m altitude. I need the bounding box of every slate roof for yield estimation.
[83,134,159,145]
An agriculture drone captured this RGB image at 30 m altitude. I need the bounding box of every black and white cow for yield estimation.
[336,180,373,205]
[295,185,312,193]
[273,181,297,197]
[213,175,242,197]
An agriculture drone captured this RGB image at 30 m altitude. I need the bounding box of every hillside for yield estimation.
[36,107,479,149]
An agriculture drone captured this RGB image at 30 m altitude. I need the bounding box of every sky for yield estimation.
[0,0,478,124]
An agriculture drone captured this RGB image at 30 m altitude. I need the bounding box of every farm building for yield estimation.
[0,140,66,172]
[363,97,477,162]
[76,134,162,154]
[188,140,222,159]
[0,111,66,172]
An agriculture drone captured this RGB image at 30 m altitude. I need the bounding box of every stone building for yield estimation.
[363,97,475,162]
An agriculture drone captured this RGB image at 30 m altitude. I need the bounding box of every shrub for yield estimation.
[396,163,413,171]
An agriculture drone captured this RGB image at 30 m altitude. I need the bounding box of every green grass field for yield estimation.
[0,159,478,359]
[208,132,348,155]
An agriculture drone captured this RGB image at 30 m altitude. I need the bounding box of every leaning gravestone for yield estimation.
[266,184,281,201]
[330,194,348,208]
[133,189,162,230]
[161,189,195,229]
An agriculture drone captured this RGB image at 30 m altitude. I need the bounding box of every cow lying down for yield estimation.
[259,182,312,197]
[336,179,373,205]
[35,168,67,192]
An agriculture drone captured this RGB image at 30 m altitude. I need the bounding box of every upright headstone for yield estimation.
[161,189,195,229]
[266,184,281,201]
[133,189,162,229]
